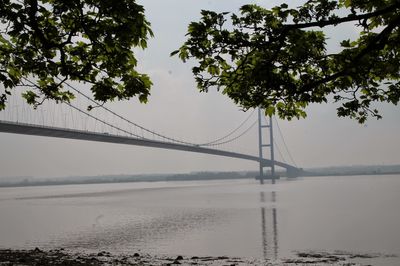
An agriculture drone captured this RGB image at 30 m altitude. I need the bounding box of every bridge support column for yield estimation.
[257,108,276,184]
[258,108,264,184]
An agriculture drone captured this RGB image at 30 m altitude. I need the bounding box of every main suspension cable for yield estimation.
[199,109,255,146]
[63,80,256,147]
[20,76,258,149]
[21,78,144,139]
[203,119,258,146]
[62,81,197,146]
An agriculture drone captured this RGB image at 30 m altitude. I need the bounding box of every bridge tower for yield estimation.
[257,108,276,184]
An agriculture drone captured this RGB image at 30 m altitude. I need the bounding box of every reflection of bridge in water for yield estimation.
[0,81,302,180]
[260,191,278,260]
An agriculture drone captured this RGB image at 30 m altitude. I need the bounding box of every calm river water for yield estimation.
[1,175,400,264]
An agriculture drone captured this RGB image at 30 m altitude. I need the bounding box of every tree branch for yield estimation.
[285,3,400,30]
[26,0,56,49]
[302,15,400,92]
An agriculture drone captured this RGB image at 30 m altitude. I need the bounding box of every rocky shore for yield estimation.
[0,248,397,265]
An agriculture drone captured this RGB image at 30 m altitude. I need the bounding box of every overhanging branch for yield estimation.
[285,3,400,30]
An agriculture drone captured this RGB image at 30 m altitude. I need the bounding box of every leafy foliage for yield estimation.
[0,0,153,110]
[173,0,400,122]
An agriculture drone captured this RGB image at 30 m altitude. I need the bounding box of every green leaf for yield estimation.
[0,0,154,108]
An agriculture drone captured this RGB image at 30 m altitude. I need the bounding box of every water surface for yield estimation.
[1,175,399,264]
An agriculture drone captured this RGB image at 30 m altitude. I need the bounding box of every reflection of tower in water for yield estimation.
[260,190,278,260]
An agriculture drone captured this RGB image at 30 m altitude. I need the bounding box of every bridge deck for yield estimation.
[0,120,298,171]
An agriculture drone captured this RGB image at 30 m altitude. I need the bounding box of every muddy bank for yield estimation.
[0,248,252,265]
[0,248,397,265]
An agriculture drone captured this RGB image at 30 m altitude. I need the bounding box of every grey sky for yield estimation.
[0,1,399,178]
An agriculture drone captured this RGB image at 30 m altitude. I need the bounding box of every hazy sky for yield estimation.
[0,0,399,178]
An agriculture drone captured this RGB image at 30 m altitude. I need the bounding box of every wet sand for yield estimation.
[0,248,397,265]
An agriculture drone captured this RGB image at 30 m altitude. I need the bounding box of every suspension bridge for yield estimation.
[0,81,303,182]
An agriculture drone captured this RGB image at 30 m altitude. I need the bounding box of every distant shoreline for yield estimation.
[0,166,399,188]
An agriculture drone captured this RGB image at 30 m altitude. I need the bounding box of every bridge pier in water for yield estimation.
[286,167,303,178]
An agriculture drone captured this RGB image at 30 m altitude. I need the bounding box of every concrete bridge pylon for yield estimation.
[257,108,277,184]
